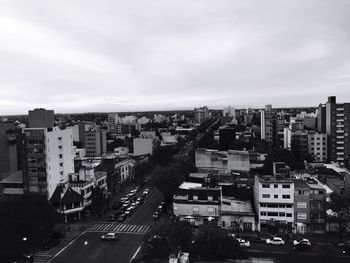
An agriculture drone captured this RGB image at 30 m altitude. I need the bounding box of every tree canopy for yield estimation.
[90,187,106,217]
[0,194,57,262]
[327,193,350,242]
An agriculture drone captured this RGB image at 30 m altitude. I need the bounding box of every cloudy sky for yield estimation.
[1,0,350,114]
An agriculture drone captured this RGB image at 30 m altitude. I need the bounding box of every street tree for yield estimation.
[192,224,243,261]
[90,187,106,218]
[327,193,350,242]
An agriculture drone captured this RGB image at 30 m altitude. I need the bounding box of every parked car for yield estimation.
[293,241,311,251]
[236,238,250,248]
[266,237,285,245]
[157,204,164,213]
[293,238,311,247]
[143,189,150,195]
[341,244,350,255]
[101,232,117,241]
[118,213,127,222]
[152,211,160,219]
[254,233,274,243]
[338,241,350,248]
[120,197,129,203]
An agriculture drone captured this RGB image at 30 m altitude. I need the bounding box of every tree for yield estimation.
[262,147,304,174]
[134,161,153,185]
[327,193,350,242]
[141,221,193,260]
[192,225,243,261]
[90,187,106,218]
[0,194,57,262]
[152,145,179,165]
[152,165,186,203]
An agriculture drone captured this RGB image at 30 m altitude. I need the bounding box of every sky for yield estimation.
[1,0,350,114]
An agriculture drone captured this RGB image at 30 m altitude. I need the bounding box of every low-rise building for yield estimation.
[254,175,295,232]
[219,197,256,232]
[308,132,327,162]
[173,182,221,226]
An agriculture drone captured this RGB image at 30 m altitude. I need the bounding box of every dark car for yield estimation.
[118,213,127,222]
[341,245,350,255]
[293,241,311,251]
[43,238,61,250]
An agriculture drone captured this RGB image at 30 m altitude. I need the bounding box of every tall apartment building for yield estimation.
[324,96,350,167]
[308,132,327,162]
[108,113,120,133]
[28,108,54,128]
[317,103,326,133]
[85,125,107,157]
[254,175,294,231]
[0,123,18,180]
[283,119,308,161]
[21,126,75,199]
[194,106,210,124]
[294,180,310,234]
[260,105,277,146]
[223,106,237,124]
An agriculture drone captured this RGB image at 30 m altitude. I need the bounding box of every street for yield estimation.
[48,186,164,263]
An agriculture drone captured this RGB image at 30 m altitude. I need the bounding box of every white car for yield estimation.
[143,189,150,195]
[101,233,117,240]
[266,237,285,245]
[236,238,250,247]
[293,238,311,246]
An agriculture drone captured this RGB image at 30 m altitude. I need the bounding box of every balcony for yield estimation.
[310,218,325,224]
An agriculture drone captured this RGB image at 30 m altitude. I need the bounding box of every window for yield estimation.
[282,184,290,188]
[58,137,62,141]
[60,171,63,176]
[274,194,278,199]
[59,154,63,159]
[297,213,307,220]
[286,213,292,217]
[262,194,270,198]
[192,207,199,215]
[208,207,214,213]
[297,202,307,208]
[260,211,267,216]
[193,195,198,200]
[279,212,285,217]
[262,184,270,188]
[58,145,62,149]
[267,212,278,216]
[274,184,278,188]
[59,163,63,167]
[208,196,213,201]
[282,195,290,199]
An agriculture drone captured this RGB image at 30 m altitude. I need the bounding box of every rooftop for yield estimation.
[179,182,203,190]
[0,170,23,184]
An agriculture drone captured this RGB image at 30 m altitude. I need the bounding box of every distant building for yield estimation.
[0,170,24,195]
[222,106,237,124]
[273,162,290,178]
[308,132,327,162]
[194,106,210,124]
[85,125,107,157]
[108,113,120,133]
[218,126,236,150]
[133,137,156,156]
[261,105,277,147]
[28,108,54,128]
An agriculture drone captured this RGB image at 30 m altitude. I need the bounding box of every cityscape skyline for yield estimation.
[1,0,350,114]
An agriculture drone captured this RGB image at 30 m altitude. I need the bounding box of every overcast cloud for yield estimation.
[1,0,350,114]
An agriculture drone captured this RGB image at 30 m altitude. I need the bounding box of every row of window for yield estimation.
[260,211,292,217]
[262,194,291,199]
[261,184,291,189]
[190,195,214,201]
[260,203,293,208]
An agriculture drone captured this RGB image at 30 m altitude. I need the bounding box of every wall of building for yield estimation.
[133,138,155,156]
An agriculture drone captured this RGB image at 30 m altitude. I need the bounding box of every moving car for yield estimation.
[266,237,285,245]
[236,238,250,248]
[101,232,117,240]
[293,238,311,246]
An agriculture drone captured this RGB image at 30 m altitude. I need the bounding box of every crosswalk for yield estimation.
[34,246,62,263]
[88,222,150,234]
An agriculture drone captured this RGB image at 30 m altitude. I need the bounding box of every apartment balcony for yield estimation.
[310,218,325,224]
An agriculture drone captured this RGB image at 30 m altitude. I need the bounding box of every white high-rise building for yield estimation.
[22,127,75,199]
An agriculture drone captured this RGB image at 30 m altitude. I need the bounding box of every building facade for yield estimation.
[308,132,327,162]
[85,125,107,157]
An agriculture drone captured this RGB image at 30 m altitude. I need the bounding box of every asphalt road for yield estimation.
[49,186,164,263]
